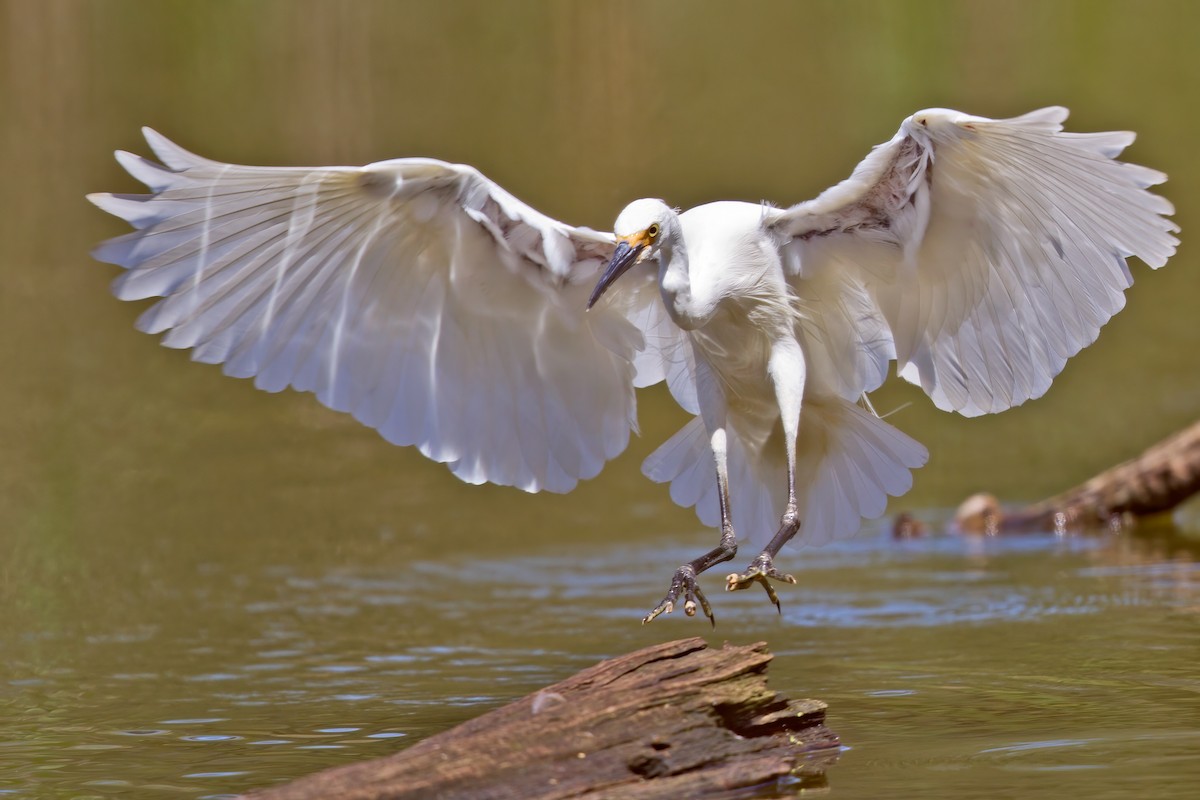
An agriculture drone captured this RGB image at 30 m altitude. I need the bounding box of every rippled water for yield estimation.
[4,521,1198,798]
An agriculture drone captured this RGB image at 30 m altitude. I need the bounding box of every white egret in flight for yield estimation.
[89,107,1177,624]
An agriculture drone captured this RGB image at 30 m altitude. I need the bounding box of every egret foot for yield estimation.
[726,554,796,613]
[642,565,715,626]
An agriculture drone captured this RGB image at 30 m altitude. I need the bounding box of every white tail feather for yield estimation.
[643,398,928,549]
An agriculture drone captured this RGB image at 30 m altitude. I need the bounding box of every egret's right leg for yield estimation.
[644,356,738,625]
[643,427,737,626]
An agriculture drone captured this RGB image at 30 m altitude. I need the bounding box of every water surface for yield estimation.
[4,524,1199,798]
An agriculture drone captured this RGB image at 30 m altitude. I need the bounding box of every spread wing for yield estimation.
[769,107,1178,415]
[89,129,665,493]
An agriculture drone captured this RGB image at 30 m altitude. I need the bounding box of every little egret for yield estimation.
[89,107,1177,624]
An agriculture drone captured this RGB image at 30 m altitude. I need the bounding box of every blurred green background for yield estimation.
[1,2,1198,798]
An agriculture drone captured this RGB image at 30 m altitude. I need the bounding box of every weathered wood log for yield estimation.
[947,419,1200,535]
[243,637,838,800]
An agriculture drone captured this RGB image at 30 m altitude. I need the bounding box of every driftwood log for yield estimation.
[943,418,1200,536]
[244,638,838,800]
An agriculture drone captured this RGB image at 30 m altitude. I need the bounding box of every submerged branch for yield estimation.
[944,419,1200,536]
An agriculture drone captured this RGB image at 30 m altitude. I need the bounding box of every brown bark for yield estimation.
[1026,419,1200,523]
[243,637,838,800]
[949,419,1200,535]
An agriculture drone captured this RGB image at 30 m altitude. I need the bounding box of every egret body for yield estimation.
[89,108,1178,623]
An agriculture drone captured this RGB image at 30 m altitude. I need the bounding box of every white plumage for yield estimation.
[89,107,1177,623]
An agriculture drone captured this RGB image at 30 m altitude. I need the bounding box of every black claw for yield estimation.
[725,553,796,614]
[644,565,715,626]
[642,598,674,625]
[763,578,782,614]
[687,581,716,627]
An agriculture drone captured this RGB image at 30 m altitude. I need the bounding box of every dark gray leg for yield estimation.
[726,339,804,612]
[644,428,736,626]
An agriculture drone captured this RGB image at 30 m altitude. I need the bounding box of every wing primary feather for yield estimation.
[91,135,657,494]
[776,107,1175,416]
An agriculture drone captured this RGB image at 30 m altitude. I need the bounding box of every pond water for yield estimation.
[5,519,1199,798]
[2,2,1199,798]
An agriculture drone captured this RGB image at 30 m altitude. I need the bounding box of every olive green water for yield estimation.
[2,1,1199,798]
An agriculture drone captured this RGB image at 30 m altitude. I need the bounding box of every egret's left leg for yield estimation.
[727,338,803,610]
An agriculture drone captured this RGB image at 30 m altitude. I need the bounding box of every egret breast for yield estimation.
[663,201,782,329]
[673,201,797,426]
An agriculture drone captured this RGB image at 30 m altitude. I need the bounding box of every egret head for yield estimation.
[587,199,675,309]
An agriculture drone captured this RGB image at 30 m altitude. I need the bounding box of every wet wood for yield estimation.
[243,637,838,800]
[950,419,1200,535]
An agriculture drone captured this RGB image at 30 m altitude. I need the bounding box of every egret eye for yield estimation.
[647,223,661,239]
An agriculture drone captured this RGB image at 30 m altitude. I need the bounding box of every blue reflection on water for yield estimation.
[3,523,1197,799]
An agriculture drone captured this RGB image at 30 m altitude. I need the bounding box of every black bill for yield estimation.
[587,240,645,309]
